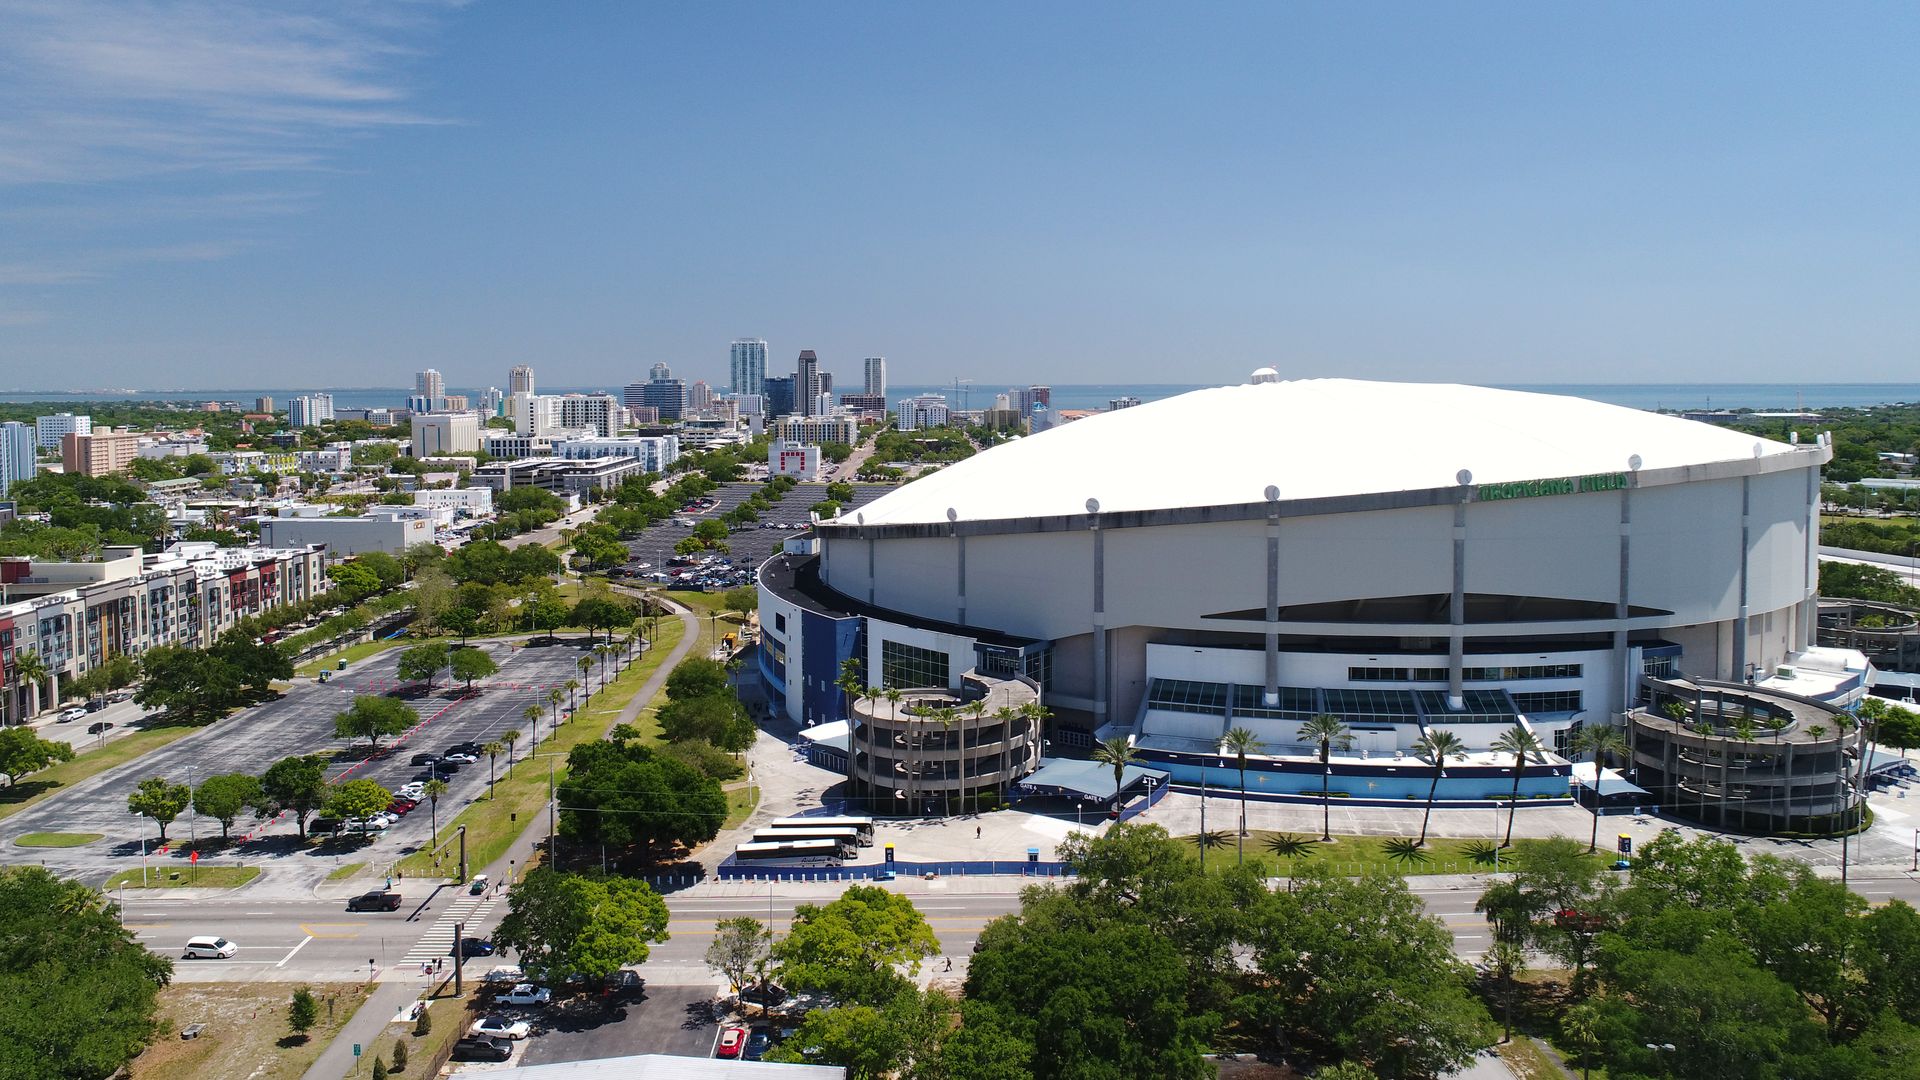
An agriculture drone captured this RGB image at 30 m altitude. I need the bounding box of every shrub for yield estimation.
[412,1004,431,1037]
[390,1040,408,1072]
[660,739,745,781]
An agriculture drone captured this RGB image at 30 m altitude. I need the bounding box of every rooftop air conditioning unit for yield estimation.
[1775,666,1796,679]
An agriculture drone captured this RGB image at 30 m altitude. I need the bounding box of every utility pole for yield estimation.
[457,825,468,883]
[548,757,557,866]
[453,920,464,996]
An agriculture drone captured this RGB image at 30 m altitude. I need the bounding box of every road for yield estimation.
[0,635,617,892]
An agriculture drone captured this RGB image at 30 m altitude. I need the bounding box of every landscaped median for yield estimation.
[1178,830,1616,877]
[0,723,202,824]
[14,831,104,847]
[104,865,261,890]
[395,617,687,879]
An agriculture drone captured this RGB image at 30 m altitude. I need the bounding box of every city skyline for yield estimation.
[1,5,1915,387]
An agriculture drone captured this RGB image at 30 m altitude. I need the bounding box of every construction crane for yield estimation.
[951,377,974,415]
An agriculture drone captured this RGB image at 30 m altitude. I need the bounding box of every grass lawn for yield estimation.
[130,982,370,1080]
[1498,1036,1575,1080]
[324,861,366,882]
[106,865,261,890]
[724,783,760,829]
[1175,831,1613,878]
[405,985,477,1077]
[293,637,405,677]
[396,618,686,878]
[0,723,202,824]
[15,831,104,847]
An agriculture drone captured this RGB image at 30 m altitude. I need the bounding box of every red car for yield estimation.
[716,1026,746,1059]
[386,798,418,815]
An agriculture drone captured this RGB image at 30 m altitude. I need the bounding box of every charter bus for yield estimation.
[749,827,861,856]
[733,839,846,866]
[762,816,875,846]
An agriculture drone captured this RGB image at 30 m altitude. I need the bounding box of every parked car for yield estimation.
[385,798,417,815]
[58,707,88,722]
[451,936,496,958]
[482,963,525,983]
[450,1036,514,1063]
[346,891,403,912]
[469,874,489,895]
[739,982,788,1008]
[398,782,426,799]
[498,983,551,1006]
[409,753,440,767]
[182,936,237,959]
[716,1026,746,1059]
[341,816,390,832]
[441,751,479,765]
[469,1015,531,1041]
[86,721,114,735]
[744,1026,773,1060]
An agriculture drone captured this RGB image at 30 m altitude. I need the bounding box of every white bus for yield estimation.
[763,816,875,846]
[749,827,860,857]
[733,839,846,866]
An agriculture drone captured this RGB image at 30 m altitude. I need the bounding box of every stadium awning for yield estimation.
[1016,758,1169,801]
[1569,761,1650,798]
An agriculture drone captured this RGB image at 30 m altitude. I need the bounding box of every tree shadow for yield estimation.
[542,999,629,1033]
[276,1034,311,1049]
[0,780,58,808]
[681,998,720,1030]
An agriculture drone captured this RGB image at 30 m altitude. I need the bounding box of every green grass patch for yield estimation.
[14,831,104,847]
[294,636,405,677]
[396,618,686,878]
[325,861,366,882]
[0,723,202,824]
[724,784,760,829]
[1498,1036,1574,1080]
[105,865,261,890]
[1176,831,1612,878]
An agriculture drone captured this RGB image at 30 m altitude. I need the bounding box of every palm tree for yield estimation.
[422,778,449,845]
[597,644,615,691]
[1490,724,1547,847]
[1194,829,1232,871]
[1572,725,1628,852]
[523,700,543,752]
[1220,727,1263,863]
[549,687,564,729]
[503,728,522,777]
[483,740,505,797]
[966,699,989,815]
[933,706,959,814]
[10,650,48,720]
[565,678,581,713]
[1413,730,1467,847]
[577,655,595,697]
[1298,714,1352,842]
[1091,735,1139,816]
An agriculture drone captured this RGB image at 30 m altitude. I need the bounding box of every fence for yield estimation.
[716,859,1077,883]
[1115,775,1170,822]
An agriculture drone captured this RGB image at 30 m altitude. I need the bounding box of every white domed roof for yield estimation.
[849,379,1804,527]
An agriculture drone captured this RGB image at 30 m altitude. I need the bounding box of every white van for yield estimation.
[182,936,237,959]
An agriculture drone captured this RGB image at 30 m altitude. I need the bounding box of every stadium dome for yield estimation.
[851,376,1802,527]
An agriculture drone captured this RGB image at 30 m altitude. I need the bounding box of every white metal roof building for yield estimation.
[759,372,1842,804]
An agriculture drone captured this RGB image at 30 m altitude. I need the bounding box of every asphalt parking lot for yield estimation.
[513,983,723,1068]
[618,481,894,584]
[0,636,619,883]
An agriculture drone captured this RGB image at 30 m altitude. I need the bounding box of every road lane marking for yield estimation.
[276,936,314,968]
[299,923,363,940]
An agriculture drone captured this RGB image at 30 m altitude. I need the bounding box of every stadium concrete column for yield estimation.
[1613,455,1641,724]
[1088,498,1108,730]
[1449,471,1471,710]
[1264,485,1281,706]
[1735,467,1753,683]
[949,508,965,625]
[1800,450,1819,650]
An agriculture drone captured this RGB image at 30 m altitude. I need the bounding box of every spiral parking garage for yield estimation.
[758,372,1860,808]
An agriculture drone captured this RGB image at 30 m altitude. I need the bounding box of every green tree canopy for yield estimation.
[260,755,330,838]
[191,773,264,841]
[656,693,756,752]
[491,868,670,987]
[395,642,449,687]
[127,777,192,843]
[772,885,941,1006]
[449,647,499,688]
[332,695,416,749]
[555,740,726,857]
[664,658,729,701]
[323,779,393,834]
[0,867,173,1079]
[570,595,631,642]
[0,728,74,787]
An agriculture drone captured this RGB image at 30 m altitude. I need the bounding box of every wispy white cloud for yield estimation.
[0,1,454,313]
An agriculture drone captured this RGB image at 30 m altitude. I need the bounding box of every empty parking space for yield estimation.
[619,482,894,584]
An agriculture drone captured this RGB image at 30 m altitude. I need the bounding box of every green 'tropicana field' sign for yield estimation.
[1476,472,1629,501]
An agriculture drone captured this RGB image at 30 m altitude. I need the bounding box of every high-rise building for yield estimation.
[1030,385,1051,407]
[0,421,35,496]
[689,380,713,412]
[863,357,887,398]
[839,393,888,419]
[559,393,621,438]
[35,413,89,449]
[511,392,561,436]
[1108,396,1141,411]
[61,427,139,477]
[480,387,505,416]
[288,396,327,427]
[622,383,649,412]
[640,380,689,421]
[255,396,275,414]
[508,365,535,395]
[650,362,673,383]
[411,413,480,458]
[415,369,446,411]
[763,376,796,419]
[730,338,767,398]
[897,395,951,431]
[442,393,470,412]
[797,350,821,417]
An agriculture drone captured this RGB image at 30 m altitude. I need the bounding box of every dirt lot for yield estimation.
[131,983,372,1080]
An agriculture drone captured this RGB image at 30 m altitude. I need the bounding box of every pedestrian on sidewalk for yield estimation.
[975,826,981,840]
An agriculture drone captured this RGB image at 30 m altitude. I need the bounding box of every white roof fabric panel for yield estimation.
[851,378,1800,527]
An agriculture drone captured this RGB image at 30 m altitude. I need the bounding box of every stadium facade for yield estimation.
[759,373,1858,804]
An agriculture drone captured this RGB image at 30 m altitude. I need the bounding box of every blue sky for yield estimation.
[1,2,1915,390]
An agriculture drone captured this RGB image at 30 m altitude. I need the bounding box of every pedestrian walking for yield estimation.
[975,826,981,840]
[944,957,953,972]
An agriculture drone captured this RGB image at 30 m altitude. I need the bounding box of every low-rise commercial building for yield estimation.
[257,511,434,558]
[411,412,480,458]
[414,487,494,515]
[772,415,859,446]
[770,441,822,480]
[469,456,649,496]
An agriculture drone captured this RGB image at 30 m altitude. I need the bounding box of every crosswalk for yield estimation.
[401,892,504,966]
